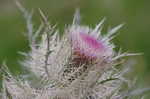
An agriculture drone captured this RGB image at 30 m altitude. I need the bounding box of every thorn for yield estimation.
[92,18,106,37]
[93,17,106,33]
[112,52,143,61]
[38,8,49,26]
[73,8,81,25]
[107,23,125,38]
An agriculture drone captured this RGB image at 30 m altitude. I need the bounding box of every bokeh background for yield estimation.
[0,0,150,98]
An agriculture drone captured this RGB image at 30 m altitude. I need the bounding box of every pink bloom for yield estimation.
[69,25,114,63]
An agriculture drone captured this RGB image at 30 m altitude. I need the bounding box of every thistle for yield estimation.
[0,3,149,99]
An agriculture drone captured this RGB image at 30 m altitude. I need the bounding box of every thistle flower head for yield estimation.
[69,25,113,63]
[0,5,147,99]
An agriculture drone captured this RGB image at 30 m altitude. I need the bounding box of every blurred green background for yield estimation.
[0,0,150,98]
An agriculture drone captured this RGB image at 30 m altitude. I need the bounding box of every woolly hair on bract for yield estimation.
[0,2,149,99]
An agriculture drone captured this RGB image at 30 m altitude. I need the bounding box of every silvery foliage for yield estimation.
[0,2,150,99]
